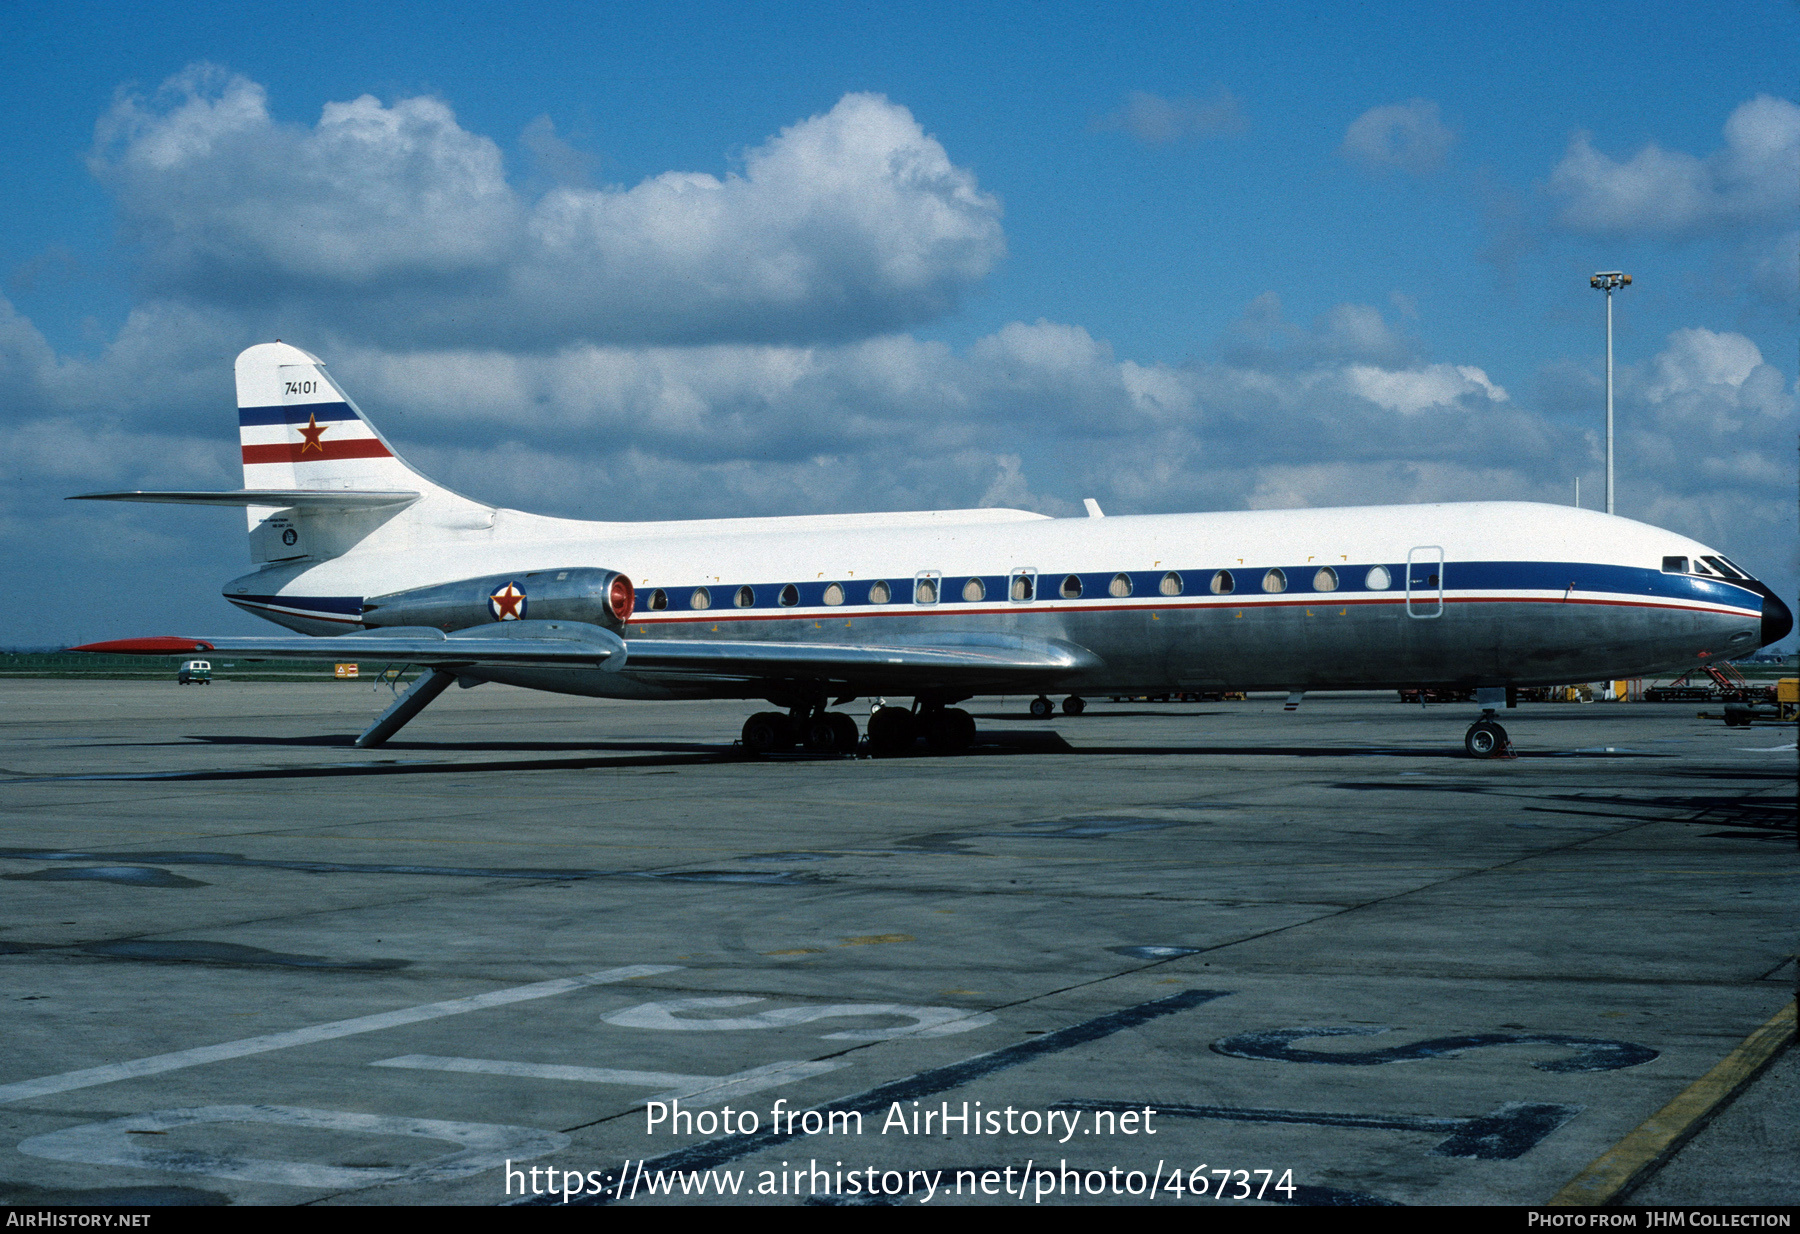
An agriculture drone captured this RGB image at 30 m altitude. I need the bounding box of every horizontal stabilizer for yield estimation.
[69,489,419,510]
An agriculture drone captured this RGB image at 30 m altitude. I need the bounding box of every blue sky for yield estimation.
[2,1,1794,645]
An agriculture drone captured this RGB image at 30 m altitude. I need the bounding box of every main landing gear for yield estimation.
[741,700,979,757]
[870,702,975,755]
[1030,695,1085,718]
[741,708,860,756]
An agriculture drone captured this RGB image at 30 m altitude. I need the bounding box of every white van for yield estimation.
[178,660,212,684]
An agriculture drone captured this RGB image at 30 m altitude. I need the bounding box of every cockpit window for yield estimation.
[1661,557,1688,574]
[1701,555,1744,580]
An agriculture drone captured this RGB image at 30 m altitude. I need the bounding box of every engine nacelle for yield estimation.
[360,568,634,634]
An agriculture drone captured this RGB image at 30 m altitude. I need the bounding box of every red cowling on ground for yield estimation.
[69,637,215,653]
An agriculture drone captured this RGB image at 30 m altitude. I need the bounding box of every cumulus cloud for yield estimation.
[1345,364,1507,415]
[1220,293,1416,370]
[1339,100,1455,175]
[4,273,1793,642]
[89,66,1004,348]
[1547,95,1800,235]
[1091,89,1247,145]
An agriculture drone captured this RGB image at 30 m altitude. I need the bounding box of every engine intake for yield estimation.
[360,568,634,634]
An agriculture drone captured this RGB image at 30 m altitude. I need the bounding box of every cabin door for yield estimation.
[1406,546,1444,618]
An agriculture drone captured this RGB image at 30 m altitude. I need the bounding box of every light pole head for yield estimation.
[1590,271,1631,291]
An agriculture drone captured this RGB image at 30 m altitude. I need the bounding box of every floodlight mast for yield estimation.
[1589,271,1632,515]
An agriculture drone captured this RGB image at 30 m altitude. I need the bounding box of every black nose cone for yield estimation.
[1755,584,1793,648]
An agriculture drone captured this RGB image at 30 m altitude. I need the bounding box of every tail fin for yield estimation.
[234,342,493,562]
[237,342,431,492]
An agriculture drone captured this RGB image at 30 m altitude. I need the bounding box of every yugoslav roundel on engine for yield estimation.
[488,582,527,621]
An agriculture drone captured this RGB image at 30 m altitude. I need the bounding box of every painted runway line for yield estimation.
[0,964,681,1104]
[523,987,1233,1206]
[1057,1099,1583,1160]
[374,1055,847,1103]
[18,1105,568,1190]
[1548,999,1797,1206]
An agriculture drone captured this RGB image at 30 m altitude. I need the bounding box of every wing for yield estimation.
[74,623,1100,692]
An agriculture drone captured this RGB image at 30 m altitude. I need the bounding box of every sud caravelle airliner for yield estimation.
[72,342,1792,758]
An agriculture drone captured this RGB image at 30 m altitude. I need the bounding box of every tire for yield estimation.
[1464,720,1508,758]
[829,711,861,753]
[867,706,917,755]
[742,711,796,756]
[1030,696,1054,719]
[803,716,839,753]
[1062,696,1086,716]
[925,708,977,754]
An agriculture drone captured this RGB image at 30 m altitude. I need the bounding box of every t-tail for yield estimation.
[72,341,495,566]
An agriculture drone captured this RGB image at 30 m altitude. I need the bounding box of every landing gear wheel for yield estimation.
[1464,719,1509,758]
[803,715,840,753]
[1030,696,1054,719]
[867,706,917,755]
[1062,696,1086,716]
[742,711,797,756]
[924,707,977,754]
[829,711,861,753]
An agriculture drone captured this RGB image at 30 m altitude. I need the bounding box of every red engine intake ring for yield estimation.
[609,575,635,623]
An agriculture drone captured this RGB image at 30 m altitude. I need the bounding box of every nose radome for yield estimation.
[1759,586,1794,648]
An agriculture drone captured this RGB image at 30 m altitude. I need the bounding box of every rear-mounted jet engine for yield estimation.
[359,567,634,633]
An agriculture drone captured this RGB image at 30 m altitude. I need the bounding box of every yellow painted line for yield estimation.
[1546,998,1797,1207]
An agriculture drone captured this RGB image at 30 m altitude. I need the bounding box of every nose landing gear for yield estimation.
[1461,687,1517,759]
[1464,718,1510,758]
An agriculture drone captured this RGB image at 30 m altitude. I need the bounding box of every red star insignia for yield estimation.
[297,413,328,453]
[490,584,525,619]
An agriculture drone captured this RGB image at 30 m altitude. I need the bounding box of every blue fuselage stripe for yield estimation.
[236,561,1762,627]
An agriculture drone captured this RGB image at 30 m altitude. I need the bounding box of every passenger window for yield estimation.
[1060,574,1083,599]
[1365,566,1391,590]
[961,577,985,602]
[1109,572,1132,598]
[915,574,939,604]
[1211,570,1234,595]
[1010,570,1035,601]
[823,582,845,605]
[1312,567,1338,592]
[734,585,755,608]
[648,588,668,611]
[1159,571,1182,596]
[1660,557,1688,574]
[689,587,711,609]
[868,580,891,604]
[1262,568,1287,593]
[779,584,799,607]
